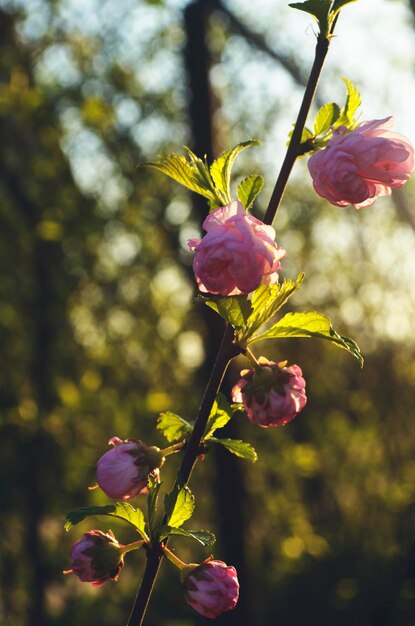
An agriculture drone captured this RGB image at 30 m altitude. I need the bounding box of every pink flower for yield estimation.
[181,559,239,619]
[187,200,286,296]
[96,437,164,500]
[308,117,414,209]
[65,530,124,587]
[232,356,307,427]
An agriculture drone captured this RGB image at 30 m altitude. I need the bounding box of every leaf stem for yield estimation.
[160,442,186,457]
[122,540,146,555]
[245,347,260,367]
[161,546,188,570]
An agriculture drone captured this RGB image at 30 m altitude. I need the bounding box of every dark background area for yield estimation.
[2,1,415,625]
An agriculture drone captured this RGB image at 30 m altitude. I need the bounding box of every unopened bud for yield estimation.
[232,356,307,427]
[182,559,239,619]
[65,530,124,587]
[97,437,165,500]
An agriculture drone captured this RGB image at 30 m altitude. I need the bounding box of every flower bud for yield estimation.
[97,437,165,500]
[308,117,414,209]
[65,530,124,587]
[181,559,239,619]
[232,357,307,427]
[187,200,285,296]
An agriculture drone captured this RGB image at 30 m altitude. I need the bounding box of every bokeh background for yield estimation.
[2,0,415,625]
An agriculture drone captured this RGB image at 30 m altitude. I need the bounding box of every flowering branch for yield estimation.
[125,14,340,626]
[64,2,414,625]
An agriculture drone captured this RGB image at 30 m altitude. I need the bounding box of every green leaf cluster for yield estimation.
[202,274,304,347]
[289,0,358,38]
[200,274,363,367]
[299,77,361,154]
[203,395,258,462]
[142,140,262,211]
[65,483,217,550]
[153,485,216,547]
[157,393,233,443]
[156,392,257,462]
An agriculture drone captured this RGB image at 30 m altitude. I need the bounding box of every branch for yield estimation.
[126,10,340,626]
[127,326,240,626]
[263,22,338,225]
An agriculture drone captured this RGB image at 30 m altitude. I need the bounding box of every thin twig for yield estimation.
[263,34,332,226]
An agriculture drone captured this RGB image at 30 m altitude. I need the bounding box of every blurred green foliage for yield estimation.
[1,2,415,626]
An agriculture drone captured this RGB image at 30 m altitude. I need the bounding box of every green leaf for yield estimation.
[65,503,148,539]
[313,102,340,136]
[154,525,216,547]
[142,150,224,209]
[143,154,212,198]
[209,437,258,462]
[239,274,304,343]
[336,77,361,129]
[289,0,332,34]
[157,411,193,443]
[148,476,162,534]
[237,175,264,209]
[183,147,227,209]
[204,393,233,439]
[249,311,364,367]
[201,294,252,331]
[165,485,195,528]
[343,77,361,121]
[209,140,260,205]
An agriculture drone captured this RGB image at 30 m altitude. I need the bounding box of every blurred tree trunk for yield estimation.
[0,13,81,624]
[184,3,254,625]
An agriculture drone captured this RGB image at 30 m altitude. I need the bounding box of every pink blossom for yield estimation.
[181,559,239,619]
[96,437,164,500]
[308,117,414,209]
[187,200,286,296]
[65,530,124,587]
[232,357,307,427]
